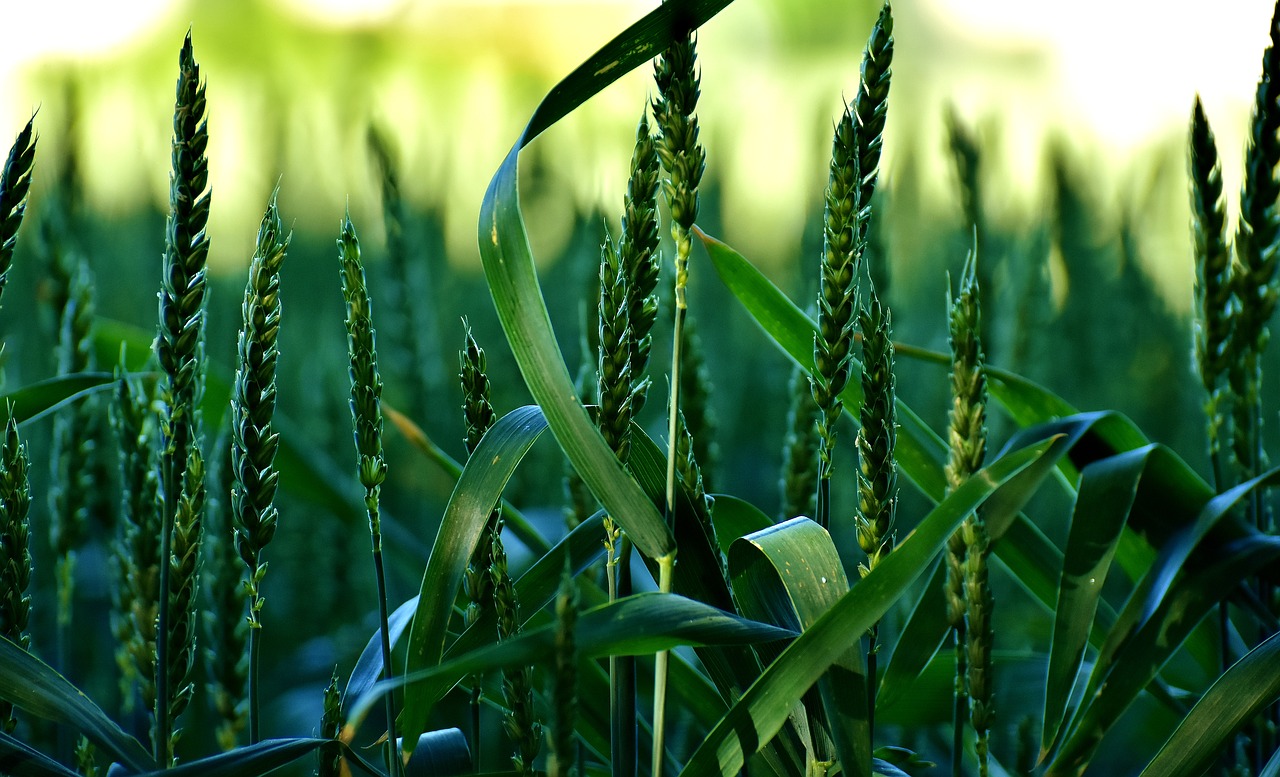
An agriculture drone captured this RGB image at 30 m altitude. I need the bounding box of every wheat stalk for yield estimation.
[110,376,161,716]
[548,560,580,777]
[155,33,211,760]
[338,213,403,776]
[232,192,289,746]
[0,115,36,310]
[204,433,248,751]
[0,410,31,734]
[944,252,990,776]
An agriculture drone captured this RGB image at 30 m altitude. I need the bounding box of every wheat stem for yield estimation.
[945,251,990,775]
[232,192,289,747]
[652,23,703,775]
[155,32,211,762]
[338,213,402,776]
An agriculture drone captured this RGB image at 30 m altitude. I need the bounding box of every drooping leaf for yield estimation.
[0,732,77,777]
[679,437,1061,775]
[1138,631,1280,777]
[1049,535,1280,774]
[0,636,154,774]
[351,592,797,735]
[1042,446,1153,751]
[729,518,870,775]
[400,405,549,749]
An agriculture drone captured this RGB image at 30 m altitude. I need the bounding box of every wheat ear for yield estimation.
[204,433,248,750]
[0,410,31,734]
[1190,97,1233,491]
[945,252,991,776]
[338,213,403,775]
[155,33,210,761]
[0,115,36,309]
[232,193,288,746]
[548,560,580,777]
[110,376,161,715]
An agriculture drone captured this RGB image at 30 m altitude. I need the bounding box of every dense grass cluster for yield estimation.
[0,2,1279,777]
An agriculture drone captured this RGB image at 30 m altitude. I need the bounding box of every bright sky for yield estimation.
[1,0,1276,299]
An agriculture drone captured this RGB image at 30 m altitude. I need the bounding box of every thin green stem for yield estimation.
[651,554,675,777]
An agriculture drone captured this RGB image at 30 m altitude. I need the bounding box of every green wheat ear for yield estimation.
[0,409,31,734]
[0,114,37,309]
[944,251,991,776]
[110,375,161,715]
[165,444,206,755]
[779,363,821,521]
[155,32,210,762]
[204,432,248,751]
[1189,96,1233,490]
[619,110,661,416]
[492,532,542,776]
[1228,0,1280,517]
[232,192,289,746]
[855,286,897,580]
[338,212,402,776]
[547,561,579,777]
[813,97,861,531]
[318,667,344,777]
[852,1,893,246]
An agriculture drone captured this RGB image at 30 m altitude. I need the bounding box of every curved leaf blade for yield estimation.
[352,592,796,734]
[679,437,1061,776]
[1042,446,1153,752]
[0,637,154,774]
[1138,631,1280,777]
[400,405,549,752]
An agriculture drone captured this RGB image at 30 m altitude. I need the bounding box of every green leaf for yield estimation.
[0,636,155,774]
[729,518,870,775]
[711,494,776,554]
[2,372,123,427]
[478,0,743,573]
[678,437,1061,776]
[1042,446,1154,752]
[1049,535,1280,774]
[109,738,382,777]
[0,732,77,777]
[351,592,796,734]
[695,229,947,499]
[400,405,549,752]
[1138,631,1280,777]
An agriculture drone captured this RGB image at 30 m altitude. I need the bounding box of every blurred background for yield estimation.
[3,0,1279,770]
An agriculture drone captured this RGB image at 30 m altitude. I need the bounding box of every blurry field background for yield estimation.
[2,0,1277,755]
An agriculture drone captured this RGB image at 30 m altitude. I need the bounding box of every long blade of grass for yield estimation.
[400,405,549,753]
[1041,446,1153,753]
[352,592,796,735]
[1137,630,1280,777]
[0,732,77,777]
[1049,535,1280,774]
[0,636,155,773]
[728,517,870,774]
[678,437,1062,776]
[478,0,740,571]
[108,738,382,777]
[2,372,122,427]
